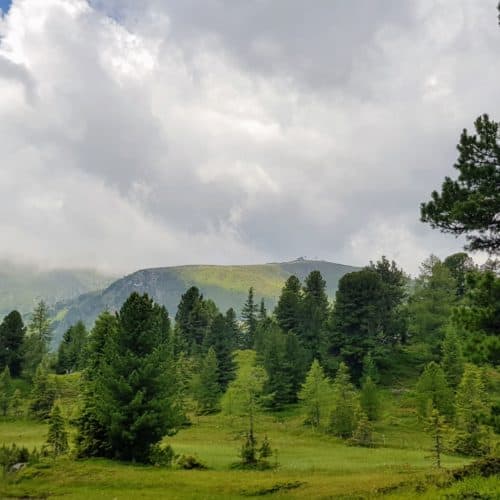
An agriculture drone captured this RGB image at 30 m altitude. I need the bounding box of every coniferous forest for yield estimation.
[1,2,500,499]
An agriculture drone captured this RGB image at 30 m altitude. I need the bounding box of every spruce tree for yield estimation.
[415,361,453,419]
[75,312,118,458]
[241,287,258,349]
[360,376,380,421]
[329,362,360,438]
[453,364,491,456]
[0,366,12,417]
[77,293,182,462]
[274,275,302,334]
[0,310,25,377]
[298,359,331,428]
[192,347,221,414]
[46,404,68,456]
[441,327,465,389]
[29,362,56,420]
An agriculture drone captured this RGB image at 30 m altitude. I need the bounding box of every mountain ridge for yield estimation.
[50,259,360,344]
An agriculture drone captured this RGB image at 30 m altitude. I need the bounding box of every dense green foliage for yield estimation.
[421,114,500,253]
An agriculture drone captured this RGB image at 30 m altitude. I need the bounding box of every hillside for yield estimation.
[52,259,359,343]
[0,260,116,317]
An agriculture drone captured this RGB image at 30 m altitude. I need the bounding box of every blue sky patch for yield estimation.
[0,0,11,15]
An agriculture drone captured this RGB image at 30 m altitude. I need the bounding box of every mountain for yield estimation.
[0,260,116,317]
[51,259,360,344]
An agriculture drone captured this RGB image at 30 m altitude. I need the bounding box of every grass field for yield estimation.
[0,400,482,499]
[0,367,497,499]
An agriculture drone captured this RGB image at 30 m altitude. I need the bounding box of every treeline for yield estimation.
[0,253,498,464]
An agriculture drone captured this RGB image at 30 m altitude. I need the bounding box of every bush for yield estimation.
[149,444,175,467]
[0,444,38,472]
[176,455,207,470]
[452,457,500,481]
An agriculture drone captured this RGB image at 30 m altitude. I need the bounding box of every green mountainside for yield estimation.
[0,261,116,318]
[51,259,359,344]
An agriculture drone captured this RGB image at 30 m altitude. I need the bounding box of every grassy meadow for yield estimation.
[1,372,494,499]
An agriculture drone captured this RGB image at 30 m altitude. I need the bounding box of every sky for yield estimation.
[0,0,498,276]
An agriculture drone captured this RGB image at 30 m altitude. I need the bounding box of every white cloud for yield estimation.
[0,0,498,276]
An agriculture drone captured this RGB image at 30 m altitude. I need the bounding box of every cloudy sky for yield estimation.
[0,0,498,276]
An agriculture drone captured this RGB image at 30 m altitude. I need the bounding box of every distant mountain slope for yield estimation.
[0,261,116,317]
[52,259,360,344]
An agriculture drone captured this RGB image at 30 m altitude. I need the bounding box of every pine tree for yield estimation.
[258,299,267,324]
[192,347,221,414]
[453,364,491,456]
[81,293,182,462]
[407,256,457,350]
[46,404,68,456]
[0,366,12,416]
[174,287,215,353]
[241,287,258,349]
[203,313,236,390]
[10,389,22,418]
[298,359,331,428]
[29,362,56,420]
[329,362,360,438]
[260,324,291,410]
[360,376,380,421]
[328,269,385,381]
[415,362,454,419]
[274,275,302,334]
[56,321,88,374]
[301,271,329,362]
[224,308,241,354]
[441,327,465,389]
[0,310,25,377]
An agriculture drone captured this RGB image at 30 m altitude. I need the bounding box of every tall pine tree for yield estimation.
[0,310,25,377]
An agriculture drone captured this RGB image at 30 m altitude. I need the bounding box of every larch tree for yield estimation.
[298,359,331,429]
[46,404,69,456]
[441,327,465,389]
[453,364,491,456]
[415,361,454,420]
[192,347,221,414]
[329,362,360,439]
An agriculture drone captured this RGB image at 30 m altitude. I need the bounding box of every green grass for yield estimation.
[0,368,488,499]
[0,407,470,499]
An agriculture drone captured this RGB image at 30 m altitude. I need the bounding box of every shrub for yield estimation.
[149,444,175,467]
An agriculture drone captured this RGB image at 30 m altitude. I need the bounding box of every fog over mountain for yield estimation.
[1,1,498,275]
